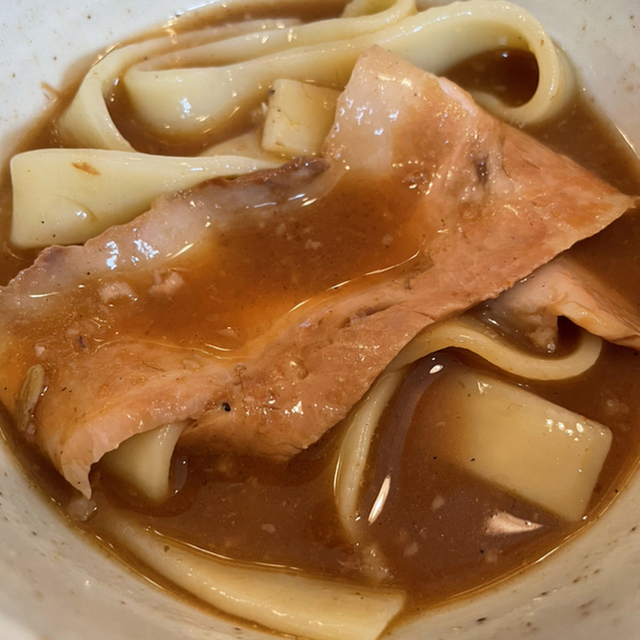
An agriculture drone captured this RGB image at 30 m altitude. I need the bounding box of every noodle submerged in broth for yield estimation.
[1,1,640,639]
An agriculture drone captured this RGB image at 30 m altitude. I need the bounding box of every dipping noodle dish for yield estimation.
[0,0,639,638]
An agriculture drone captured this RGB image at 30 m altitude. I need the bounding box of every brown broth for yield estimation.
[446,49,540,108]
[1,4,640,636]
[359,336,640,612]
[88,97,640,623]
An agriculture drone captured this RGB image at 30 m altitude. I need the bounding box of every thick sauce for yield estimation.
[1,5,640,634]
[94,68,640,618]
[3,168,424,361]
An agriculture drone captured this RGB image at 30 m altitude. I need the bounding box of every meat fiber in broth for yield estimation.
[1,0,640,637]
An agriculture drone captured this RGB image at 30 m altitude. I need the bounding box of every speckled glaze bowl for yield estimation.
[0,1,639,639]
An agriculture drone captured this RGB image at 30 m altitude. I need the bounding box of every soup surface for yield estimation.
[1,0,640,636]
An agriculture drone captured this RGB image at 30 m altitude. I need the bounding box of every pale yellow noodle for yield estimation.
[334,316,602,543]
[10,150,279,248]
[57,19,302,151]
[390,315,602,377]
[123,0,572,139]
[58,0,414,149]
[101,509,405,640]
[334,369,406,540]
[101,422,187,502]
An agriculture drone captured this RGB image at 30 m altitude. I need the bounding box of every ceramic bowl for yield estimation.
[0,1,638,638]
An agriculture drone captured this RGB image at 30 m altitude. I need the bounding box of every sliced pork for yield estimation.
[0,47,636,496]
[490,255,640,351]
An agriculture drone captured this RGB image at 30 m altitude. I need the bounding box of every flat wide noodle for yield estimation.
[100,508,405,640]
[390,315,602,376]
[11,151,278,248]
[334,370,406,541]
[55,0,570,150]
[101,422,187,501]
[425,368,612,521]
[56,19,305,151]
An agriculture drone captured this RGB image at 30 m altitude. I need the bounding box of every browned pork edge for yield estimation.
[490,254,640,351]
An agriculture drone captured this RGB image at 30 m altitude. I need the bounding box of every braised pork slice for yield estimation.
[0,47,636,496]
[490,255,640,351]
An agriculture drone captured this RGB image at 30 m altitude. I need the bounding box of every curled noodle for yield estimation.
[58,0,415,149]
[59,0,571,148]
[57,19,305,151]
[390,315,603,378]
[333,315,602,552]
[123,0,572,140]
